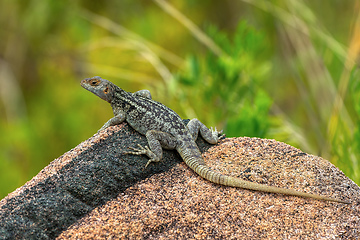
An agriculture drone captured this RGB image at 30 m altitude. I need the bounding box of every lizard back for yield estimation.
[111,86,189,137]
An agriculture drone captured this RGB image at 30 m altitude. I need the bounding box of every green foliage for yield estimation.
[173,22,272,138]
[226,90,272,138]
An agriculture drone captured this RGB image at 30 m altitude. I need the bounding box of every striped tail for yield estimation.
[183,154,349,204]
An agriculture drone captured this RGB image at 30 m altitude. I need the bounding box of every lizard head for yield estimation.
[81,76,114,103]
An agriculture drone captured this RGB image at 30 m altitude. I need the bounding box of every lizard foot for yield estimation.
[126,144,150,155]
[126,144,160,168]
[211,127,226,141]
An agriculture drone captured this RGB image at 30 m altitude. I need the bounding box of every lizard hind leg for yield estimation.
[187,118,225,144]
[126,130,178,168]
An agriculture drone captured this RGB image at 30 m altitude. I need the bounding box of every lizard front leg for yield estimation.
[187,118,225,144]
[98,111,126,133]
[127,130,178,168]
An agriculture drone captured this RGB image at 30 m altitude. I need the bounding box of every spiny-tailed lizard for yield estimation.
[81,76,349,204]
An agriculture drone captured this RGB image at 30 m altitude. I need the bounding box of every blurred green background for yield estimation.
[1,0,359,199]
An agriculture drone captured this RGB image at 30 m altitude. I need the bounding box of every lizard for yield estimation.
[81,76,349,204]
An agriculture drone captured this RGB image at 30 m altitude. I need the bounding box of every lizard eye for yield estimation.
[90,80,99,86]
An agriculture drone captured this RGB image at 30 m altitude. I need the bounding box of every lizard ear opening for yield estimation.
[103,87,109,94]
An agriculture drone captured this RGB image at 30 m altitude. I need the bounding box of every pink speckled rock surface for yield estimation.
[1,123,359,239]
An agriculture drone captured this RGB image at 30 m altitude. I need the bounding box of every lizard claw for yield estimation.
[210,127,226,141]
[144,159,153,169]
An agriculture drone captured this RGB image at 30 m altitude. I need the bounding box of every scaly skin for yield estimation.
[81,76,349,204]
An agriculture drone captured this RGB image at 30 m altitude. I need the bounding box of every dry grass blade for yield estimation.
[79,37,173,84]
[328,9,360,140]
[0,59,27,122]
[243,0,356,158]
[242,0,348,62]
[79,9,175,84]
[78,62,158,84]
[153,0,227,58]
[79,9,184,69]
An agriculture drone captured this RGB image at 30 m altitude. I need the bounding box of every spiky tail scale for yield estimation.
[183,154,349,204]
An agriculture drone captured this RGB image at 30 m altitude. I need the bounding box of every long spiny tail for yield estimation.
[184,155,349,204]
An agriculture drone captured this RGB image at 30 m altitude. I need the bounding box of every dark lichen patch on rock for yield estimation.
[0,123,208,239]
